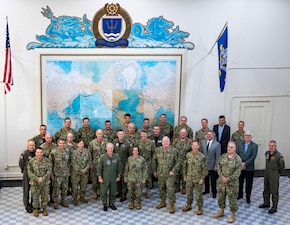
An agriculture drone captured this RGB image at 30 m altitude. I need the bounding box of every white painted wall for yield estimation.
[0,0,289,179]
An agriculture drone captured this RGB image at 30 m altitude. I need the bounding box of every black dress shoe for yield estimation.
[237,195,243,200]
[120,196,127,202]
[116,193,122,198]
[259,204,270,208]
[26,206,33,213]
[103,205,108,211]
[246,198,251,203]
[202,191,209,195]
[268,208,277,214]
[212,193,217,198]
[109,204,117,210]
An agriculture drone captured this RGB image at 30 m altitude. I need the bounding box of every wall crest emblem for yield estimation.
[92,3,132,48]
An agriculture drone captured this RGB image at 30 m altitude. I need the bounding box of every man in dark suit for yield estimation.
[236,131,258,203]
[213,115,231,154]
[200,130,221,198]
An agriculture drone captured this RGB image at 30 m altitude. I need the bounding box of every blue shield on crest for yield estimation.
[102,18,122,41]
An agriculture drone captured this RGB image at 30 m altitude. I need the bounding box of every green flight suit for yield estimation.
[97,153,121,206]
[263,150,285,209]
[19,149,35,209]
[112,139,131,197]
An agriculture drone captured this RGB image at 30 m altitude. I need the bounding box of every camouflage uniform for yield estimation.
[125,133,140,150]
[137,139,156,189]
[195,128,209,143]
[49,148,70,202]
[33,134,46,149]
[40,142,57,158]
[263,150,285,210]
[231,130,245,146]
[124,155,148,203]
[65,142,77,155]
[116,124,129,135]
[97,153,121,206]
[103,129,116,142]
[217,153,242,212]
[19,150,35,209]
[27,157,52,209]
[77,126,96,148]
[88,138,108,195]
[137,127,153,137]
[172,138,192,189]
[152,146,180,203]
[54,128,77,142]
[183,151,208,207]
[159,123,173,140]
[112,139,131,197]
[71,148,91,200]
[174,125,194,140]
[40,142,57,201]
[65,142,77,192]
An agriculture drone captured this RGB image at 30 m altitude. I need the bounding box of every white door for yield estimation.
[239,100,273,170]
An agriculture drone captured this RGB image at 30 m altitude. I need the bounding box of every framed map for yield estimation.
[40,54,182,135]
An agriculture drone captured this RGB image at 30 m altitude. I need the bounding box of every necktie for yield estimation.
[207,141,210,152]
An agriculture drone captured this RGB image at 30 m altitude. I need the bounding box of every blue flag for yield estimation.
[217,26,228,92]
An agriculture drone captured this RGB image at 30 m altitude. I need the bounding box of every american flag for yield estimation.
[3,20,13,94]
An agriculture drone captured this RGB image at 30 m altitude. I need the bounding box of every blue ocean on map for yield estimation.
[45,59,176,135]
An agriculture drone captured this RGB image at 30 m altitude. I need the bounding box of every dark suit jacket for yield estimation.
[236,141,258,171]
[200,139,221,170]
[213,124,230,154]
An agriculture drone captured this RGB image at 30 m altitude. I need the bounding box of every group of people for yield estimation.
[18,113,285,223]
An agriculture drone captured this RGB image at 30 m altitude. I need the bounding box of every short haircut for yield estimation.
[77,139,84,143]
[141,129,148,133]
[27,138,35,143]
[83,117,89,121]
[219,115,225,119]
[124,113,131,118]
[58,138,65,143]
[238,121,245,125]
[36,147,43,151]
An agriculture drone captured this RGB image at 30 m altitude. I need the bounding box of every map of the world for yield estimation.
[41,55,181,135]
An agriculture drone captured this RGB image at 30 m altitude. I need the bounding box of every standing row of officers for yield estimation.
[18,114,285,223]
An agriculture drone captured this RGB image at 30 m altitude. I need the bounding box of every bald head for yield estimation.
[96,129,104,140]
[162,136,171,149]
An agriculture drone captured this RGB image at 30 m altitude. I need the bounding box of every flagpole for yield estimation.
[3,16,9,170]
[3,82,8,170]
[208,21,228,54]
